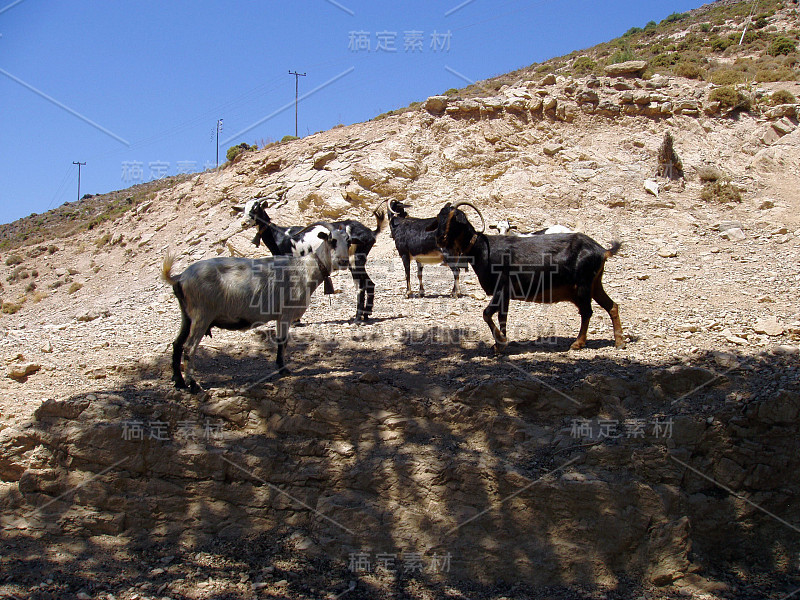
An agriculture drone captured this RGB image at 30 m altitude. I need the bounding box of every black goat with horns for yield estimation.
[427,202,625,351]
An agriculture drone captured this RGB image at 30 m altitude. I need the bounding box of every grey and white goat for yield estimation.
[489,218,574,236]
[161,224,350,392]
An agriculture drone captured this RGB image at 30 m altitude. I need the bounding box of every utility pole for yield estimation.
[73,161,85,201]
[289,70,306,137]
[216,119,223,168]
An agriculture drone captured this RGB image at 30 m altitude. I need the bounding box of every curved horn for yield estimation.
[372,198,389,214]
[453,201,485,233]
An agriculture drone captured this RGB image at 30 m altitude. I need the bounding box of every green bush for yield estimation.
[225,142,256,162]
[5,254,23,266]
[651,53,679,67]
[754,17,769,29]
[572,56,597,74]
[710,36,733,52]
[643,20,658,32]
[624,26,643,36]
[769,36,797,56]
[709,85,751,111]
[280,135,300,143]
[699,23,712,33]
[771,89,797,104]
[661,12,687,25]
[609,47,636,64]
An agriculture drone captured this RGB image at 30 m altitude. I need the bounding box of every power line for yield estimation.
[46,165,73,211]
[289,70,307,137]
[72,161,86,202]
[215,119,223,168]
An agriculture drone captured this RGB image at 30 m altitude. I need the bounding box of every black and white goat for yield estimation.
[161,224,350,392]
[384,199,468,298]
[427,203,624,351]
[243,199,385,321]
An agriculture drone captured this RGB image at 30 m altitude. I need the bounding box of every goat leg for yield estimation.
[275,320,292,376]
[483,295,508,352]
[570,292,593,350]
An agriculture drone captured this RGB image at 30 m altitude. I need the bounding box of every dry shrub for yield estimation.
[657,132,683,179]
[68,282,83,294]
[709,86,751,111]
[1,300,22,314]
[771,89,797,104]
[711,69,744,85]
[696,165,726,182]
[674,62,703,79]
[701,181,742,203]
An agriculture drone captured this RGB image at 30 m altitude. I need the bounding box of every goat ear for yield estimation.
[232,205,244,214]
[510,225,518,230]
[317,230,330,241]
[489,224,498,230]
[425,220,438,233]
[252,233,261,247]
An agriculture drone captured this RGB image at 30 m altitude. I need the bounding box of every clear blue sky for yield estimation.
[0,0,706,225]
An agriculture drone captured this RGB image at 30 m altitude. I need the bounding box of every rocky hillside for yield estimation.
[1,1,800,598]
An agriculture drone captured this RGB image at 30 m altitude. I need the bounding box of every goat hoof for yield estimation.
[278,367,292,377]
[570,340,586,350]
[615,339,627,349]
[188,381,202,394]
[173,377,188,390]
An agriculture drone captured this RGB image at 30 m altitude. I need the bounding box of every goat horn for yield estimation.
[372,198,389,213]
[453,201,486,233]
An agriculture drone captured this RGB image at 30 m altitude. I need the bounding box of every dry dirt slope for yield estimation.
[1,20,800,600]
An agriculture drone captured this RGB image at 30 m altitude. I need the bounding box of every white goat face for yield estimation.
[496,219,512,235]
[243,199,261,226]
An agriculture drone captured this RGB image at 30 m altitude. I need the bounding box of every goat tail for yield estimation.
[161,251,180,285]
[604,241,622,259]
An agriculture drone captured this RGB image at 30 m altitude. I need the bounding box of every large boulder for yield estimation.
[604,60,648,78]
